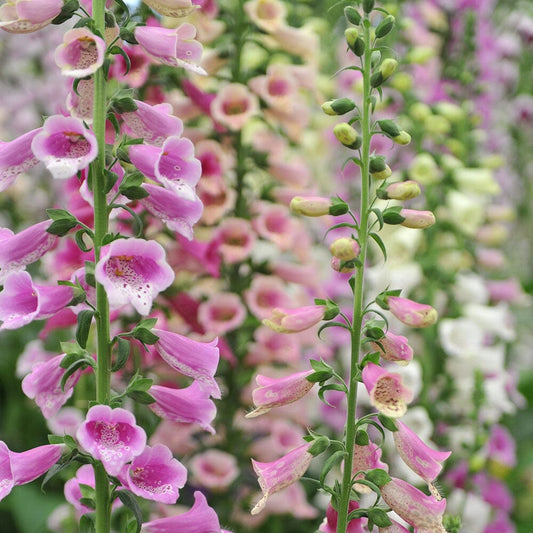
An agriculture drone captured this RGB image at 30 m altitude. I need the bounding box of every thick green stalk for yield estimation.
[336,19,372,533]
[92,0,112,530]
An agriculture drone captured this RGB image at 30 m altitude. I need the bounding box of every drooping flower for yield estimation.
[246,370,315,418]
[251,443,313,515]
[55,28,106,78]
[0,0,62,34]
[0,441,62,501]
[31,115,98,180]
[94,238,175,316]
[155,135,202,190]
[262,305,327,333]
[141,0,197,18]
[386,296,438,328]
[76,405,147,476]
[153,328,220,398]
[141,491,221,533]
[119,444,187,504]
[244,0,287,33]
[189,449,239,491]
[149,382,217,434]
[21,354,83,419]
[370,330,414,366]
[134,24,206,74]
[352,442,389,493]
[0,220,57,283]
[0,128,41,191]
[210,83,259,130]
[393,420,451,486]
[0,271,73,330]
[362,362,413,418]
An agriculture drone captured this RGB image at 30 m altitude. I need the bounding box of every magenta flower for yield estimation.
[119,444,187,504]
[319,501,365,533]
[380,477,447,532]
[21,354,83,419]
[370,330,413,366]
[142,491,221,533]
[0,441,62,501]
[155,135,202,189]
[0,0,62,33]
[386,296,438,328]
[0,220,57,283]
[149,382,217,434]
[393,420,451,485]
[77,405,147,476]
[153,328,221,399]
[0,128,41,191]
[31,115,98,180]
[135,24,206,74]
[94,238,174,316]
[262,305,327,333]
[122,100,183,146]
[197,292,247,335]
[246,370,315,418]
[487,424,517,469]
[0,271,73,330]
[361,362,413,418]
[141,183,203,240]
[55,28,106,78]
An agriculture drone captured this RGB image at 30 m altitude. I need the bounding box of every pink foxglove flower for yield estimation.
[135,24,206,74]
[246,370,315,418]
[211,83,259,130]
[189,449,239,491]
[362,362,413,418]
[155,135,202,190]
[380,477,447,532]
[31,115,98,180]
[77,405,147,476]
[153,328,221,398]
[378,519,411,532]
[94,238,174,316]
[0,128,41,191]
[143,0,198,18]
[21,354,83,419]
[0,0,62,33]
[67,78,94,122]
[0,271,73,330]
[141,183,203,240]
[197,292,247,335]
[487,424,517,470]
[387,296,438,328]
[243,0,287,33]
[393,420,451,486]
[0,220,57,283]
[214,217,256,264]
[244,275,290,320]
[149,382,217,434]
[370,330,413,366]
[319,501,365,533]
[142,491,221,533]
[352,442,389,493]
[398,209,436,229]
[251,443,313,515]
[262,305,327,333]
[119,444,187,504]
[55,28,106,78]
[0,441,62,501]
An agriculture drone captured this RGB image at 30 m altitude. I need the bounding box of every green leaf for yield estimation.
[85,261,96,288]
[121,170,145,188]
[80,513,96,533]
[382,206,405,225]
[132,327,159,345]
[51,0,79,25]
[128,377,153,392]
[370,207,384,230]
[79,483,96,500]
[369,232,387,260]
[121,186,150,200]
[368,508,392,528]
[377,413,399,432]
[127,390,156,404]
[113,338,131,372]
[104,169,119,194]
[76,310,94,349]
[75,228,93,253]
[318,383,348,405]
[41,448,79,490]
[365,468,391,487]
[116,490,143,533]
[364,325,385,340]
[361,352,380,366]
[109,46,132,75]
[355,430,369,446]
[320,450,346,486]
[47,218,78,236]
[111,97,138,114]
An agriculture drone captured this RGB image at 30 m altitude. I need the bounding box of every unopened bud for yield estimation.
[344,6,362,25]
[378,119,401,138]
[321,98,356,116]
[333,122,361,149]
[290,196,330,217]
[369,156,392,180]
[375,15,395,38]
[330,237,360,261]
[345,28,365,56]
[378,180,421,200]
[371,58,398,87]
[399,209,435,229]
[392,130,411,145]
[331,256,355,273]
[362,0,375,13]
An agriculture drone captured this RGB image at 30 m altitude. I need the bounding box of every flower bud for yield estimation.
[369,156,392,180]
[375,15,395,38]
[399,209,435,229]
[378,119,401,137]
[363,0,375,13]
[330,237,360,261]
[387,296,438,328]
[344,28,365,56]
[377,180,421,200]
[393,130,411,145]
[344,6,362,25]
[321,98,356,116]
[333,123,361,149]
[290,196,328,217]
[331,257,355,273]
[371,58,397,87]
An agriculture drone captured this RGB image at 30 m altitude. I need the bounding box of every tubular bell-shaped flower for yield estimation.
[153,328,221,399]
[362,362,413,418]
[386,296,438,328]
[370,330,414,366]
[251,442,313,515]
[76,405,147,476]
[262,305,327,333]
[210,83,259,130]
[0,271,73,330]
[94,238,175,315]
[0,128,41,191]
[31,115,98,180]
[0,0,62,34]
[141,0,197,17]
[0,220,57,283]
[352,442,389,492]
[134,24,206,74]
[54,28,106,78]
[245,370,315,418]
[0,441,62,501]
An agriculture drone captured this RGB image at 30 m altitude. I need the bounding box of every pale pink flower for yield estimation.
[119,444,187,504]
[211,83,259,130]
[265,482,318,519]
[244,0,287,32]
[141,0,197,18]
[398,209,436,229]
[0,0,62,33]
[252,202,295,251]
[362,362,413,418]
[245,326,300,366]
[189,449,239,491]
[387,296,438,328]
[66,78,94,123]
[262,305,326,334]
[94,238,175,316]
[197,175,235,224]
[246,370,315,418]
[271,24,319,63]
[378,519,411,532]
[249,64,299,115]
[197,292,247,335]
[76,405,147,476]
[352,442,389,493]
[55,28,106,78]
[214,217,256,264]
[244,275,290,320]
[0,128,41,191]
[370,330,414,366]
[47,407,84,438]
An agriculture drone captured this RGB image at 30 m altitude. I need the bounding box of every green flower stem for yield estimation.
[336,18,373,533]
[92,0,112,530]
